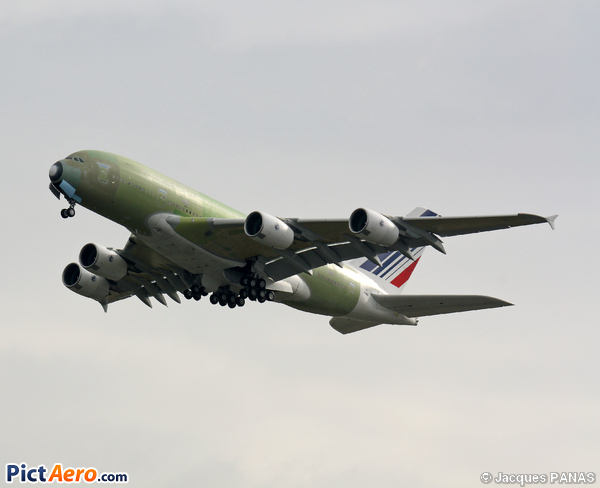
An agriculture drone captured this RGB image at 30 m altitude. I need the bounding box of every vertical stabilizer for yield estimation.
[348,247,425,293]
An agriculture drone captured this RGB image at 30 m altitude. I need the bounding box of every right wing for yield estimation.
[63,237,199,311]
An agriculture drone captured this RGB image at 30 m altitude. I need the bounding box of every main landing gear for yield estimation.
[183,284,208,301]
[209,289,247,308]
[240,276,275,304]
[181,277,275,309]
[60,201,76,219]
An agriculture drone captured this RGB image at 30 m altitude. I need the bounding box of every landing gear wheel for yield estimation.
[236,296,246,307]
[209,294,219,305]
[228,301,236,309]
[67,207,75,218]
[258,296,266,303]
[239,289,248,299]
[266,290,275,301]
[183,289,193,300]
[61,209,69,219]
[258,279,266,289]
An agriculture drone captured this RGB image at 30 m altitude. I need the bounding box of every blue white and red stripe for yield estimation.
[358,247,424,288]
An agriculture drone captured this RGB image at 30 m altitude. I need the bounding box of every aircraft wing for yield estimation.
[399,213,558,237]
[162,211,556,282]
[86,209,556,308]
[64,236,200,311]
[65,210,554,311]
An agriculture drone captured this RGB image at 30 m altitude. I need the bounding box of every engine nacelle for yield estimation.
[62,263,110,301]
[349,208,399,247]
[244,211,295,250]
[79,243,128,281]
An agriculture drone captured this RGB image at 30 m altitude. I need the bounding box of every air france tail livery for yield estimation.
[49,151,557,334]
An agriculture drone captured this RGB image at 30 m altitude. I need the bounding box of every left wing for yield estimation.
[397,212,558,237]
[165,209,557,282]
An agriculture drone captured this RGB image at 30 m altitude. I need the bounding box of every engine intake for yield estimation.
[349,208,399,247]
[79,243,128,281]
[244,211,295,250]
[62,263,110,302]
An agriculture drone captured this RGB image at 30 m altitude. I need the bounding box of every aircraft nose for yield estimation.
[49,162,63,183]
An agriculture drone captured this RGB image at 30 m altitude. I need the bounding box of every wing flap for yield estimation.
[264,241,388,281]
[372,294,512,317]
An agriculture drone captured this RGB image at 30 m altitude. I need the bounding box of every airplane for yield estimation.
[48,150,557,334]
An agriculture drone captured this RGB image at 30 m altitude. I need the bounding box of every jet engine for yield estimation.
[79,243,128,281]
[244,211,295,250]
[62,263,110,301]
[349,208,399,247]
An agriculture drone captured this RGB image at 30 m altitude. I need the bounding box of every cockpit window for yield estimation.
[65,156,85,163]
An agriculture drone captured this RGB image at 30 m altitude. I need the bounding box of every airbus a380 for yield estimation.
[49,150,556,334]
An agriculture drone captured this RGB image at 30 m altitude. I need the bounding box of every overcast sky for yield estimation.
[1,1,598,487]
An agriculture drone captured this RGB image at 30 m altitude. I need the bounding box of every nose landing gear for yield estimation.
[60,200,76,219]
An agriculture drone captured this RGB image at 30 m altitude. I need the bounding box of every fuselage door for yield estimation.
[158,188,167,208]
[97,162,109,183]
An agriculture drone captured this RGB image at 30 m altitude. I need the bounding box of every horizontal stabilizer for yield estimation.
[372,294,512,317]
[329,317,382,334]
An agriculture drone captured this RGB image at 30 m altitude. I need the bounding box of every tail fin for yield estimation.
[349,247,425,293]
[347,207,438,293]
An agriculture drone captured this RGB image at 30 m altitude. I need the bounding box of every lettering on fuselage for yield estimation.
[318,270,346,290]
